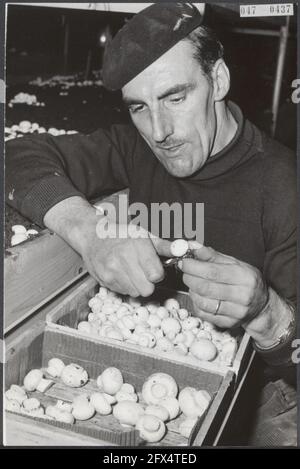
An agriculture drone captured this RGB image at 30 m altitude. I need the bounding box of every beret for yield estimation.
[102,3,203,90]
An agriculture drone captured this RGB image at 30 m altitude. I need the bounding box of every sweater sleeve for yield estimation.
[262,140,297,306]
[5,124,137,227]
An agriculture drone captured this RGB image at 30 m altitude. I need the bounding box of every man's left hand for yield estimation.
[180,245,269,329]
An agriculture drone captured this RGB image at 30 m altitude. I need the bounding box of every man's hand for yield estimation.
[180,245,269,330]
[44,196,172,298]
[81,219,172,297]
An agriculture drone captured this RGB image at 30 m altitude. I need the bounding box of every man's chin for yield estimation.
[164,162,199,178]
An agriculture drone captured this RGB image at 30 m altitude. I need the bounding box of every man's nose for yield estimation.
[151,109,172,143]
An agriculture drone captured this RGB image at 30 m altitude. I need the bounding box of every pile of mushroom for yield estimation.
[77,280,238,367]
[5,121,78,142]
[8,92,45,107]
[6,362,213,443]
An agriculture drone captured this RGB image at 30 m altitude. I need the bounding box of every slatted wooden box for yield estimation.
[5,324,235,446]
[46,276,252,384]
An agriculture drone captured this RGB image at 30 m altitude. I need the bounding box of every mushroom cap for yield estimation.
[116,391,138,403]
[170,239,189,257]
[5,388,27,404]
[90,392,112,415]
[72,401,95,420]
[178,387,211,418]
[60,364,89,388]
[100,367,124,395]
[164,298,180,312]
[142,373,178,405]
[136,415,166,443]
[145,405,169,422]
[47,358,65,377]
[77,321,93,334]
[113,401,145,426]
[160,397,181,420]
[23,397,41,411]
[190,339,218,362]
[23,369,43,391]
[5,397,21,412]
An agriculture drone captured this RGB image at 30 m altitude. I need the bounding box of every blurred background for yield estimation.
[4,2,298,242]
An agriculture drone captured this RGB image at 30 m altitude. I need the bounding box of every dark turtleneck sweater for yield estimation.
[6,102,296,308]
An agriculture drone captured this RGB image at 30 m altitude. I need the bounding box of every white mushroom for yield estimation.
[147,314,161,329]
[196,330,212,341]
[12,224,27,235]
[5,387,27,404]
[155,306,169,320]
[178,387,211,418]
[121,383,135,394]
[182,317,201,331]
[145,302,159,314]
[136,415,166,443]
[23,397,41,411]
[142,373,178,405]
[174,343,188,356]
[47,358,65,378]
[182,330,196,348]
[113,401,145,427]
[170,239,189,257]
[90,392,112,415]
[178,308,189,320]
[115,391,138,403]
[106,328,124,342]
[218,340,238,366]
[77,321,93,334]
[156,337,174,352]
[133,306,149,322]
[138,332,156,348]
[5,398,21,412]
[72,396,95,420]
[60,364,88,387]
[145,405,169,422]
[98,367,123,395]
[164,298,180,312]
[161,317,181,340]
[134,323,149,335]
[23,369,43,391]
[190,339,218,362]
[160,397,181,420]
[11,233,28,246]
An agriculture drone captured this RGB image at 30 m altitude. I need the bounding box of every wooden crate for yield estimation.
[5,325,235,446]
[46,276,252,383]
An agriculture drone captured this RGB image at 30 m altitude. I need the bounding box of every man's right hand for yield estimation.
[44,196,172,297]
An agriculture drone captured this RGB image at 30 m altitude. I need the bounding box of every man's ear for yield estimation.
[211,59,230,102]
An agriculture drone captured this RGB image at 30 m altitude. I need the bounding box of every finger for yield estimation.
[189,291,248,320]
[137,239,165,285]
[183,273,250,305]
[181,258,251,285]
[193,245,237,264]
[191,308,239,329]
[150,234,173,258]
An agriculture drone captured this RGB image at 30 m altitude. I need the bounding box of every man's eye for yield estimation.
[168,94,185,104]
[129,104,145,113]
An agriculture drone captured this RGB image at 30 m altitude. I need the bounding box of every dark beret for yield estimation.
[102,3,203,90]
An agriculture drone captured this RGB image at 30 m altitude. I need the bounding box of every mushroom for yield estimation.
[145,405,169,422]
[97,367,123,395]
[128,297,142,308]
[219,340,238,366]
[121,383,135,394]
[5,387,27,404]
[142,373,178,405]
[164,298,180,312]
[196,330,212,341]
[113,401,145,427]
[161,318,181,340]
[12,224,27,235]
[147,314,161,329]
[11,233,28,246]
[61,364,88,387]
[160,397,181,420]
[145,302,159,314]
[170,239,189,257]
[156,337,174,352]
[23,397,41,412]
[116,305,130,319]
[46,405,74,424]
[72,396,95,420]
[190,339,218,362]
[47,358,65,378]
[106,328,124,342]
[90,392,112,415]
[178,417,198,438]
[138,332,156,348]
[134,323,149,335]
[182,317,201,331]
[136,415,166,443]
[134,306,149,322]
[178,308,189,320]
[174,343,188,356]
[97,286,108,299]
[115,391,138,403]
[5,397,21,412]
[155,306,169,320]
[77,321,93,334]
[178,387,211,418]
[182,330,196,348]
[23,369,43,391]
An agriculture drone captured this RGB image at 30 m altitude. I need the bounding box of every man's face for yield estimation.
[122,40,218,178]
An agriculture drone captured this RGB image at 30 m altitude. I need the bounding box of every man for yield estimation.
[6,3,297,445]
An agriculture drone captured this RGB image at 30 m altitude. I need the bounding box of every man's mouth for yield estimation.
[158,143,185,155]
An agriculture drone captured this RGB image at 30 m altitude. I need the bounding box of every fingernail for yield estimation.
[177,260,183,270]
